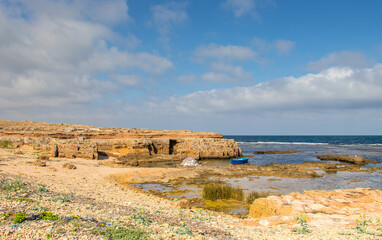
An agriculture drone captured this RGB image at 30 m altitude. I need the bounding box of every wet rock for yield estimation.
[324,162,337,169]
[253,150,300,154]
[317,154,378,165]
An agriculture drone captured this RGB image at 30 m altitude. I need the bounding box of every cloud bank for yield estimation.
[0,0,172,115]
[125,64,382,116]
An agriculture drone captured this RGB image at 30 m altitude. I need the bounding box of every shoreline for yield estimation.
[1,148,382,239]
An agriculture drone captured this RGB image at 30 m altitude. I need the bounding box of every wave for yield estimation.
[237,141,329,145]
[237,141,382,146]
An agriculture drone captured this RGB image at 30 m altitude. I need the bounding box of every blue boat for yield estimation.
[230,157,249,165]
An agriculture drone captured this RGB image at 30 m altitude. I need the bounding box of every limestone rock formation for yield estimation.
[317,154,377,164]
[0,120,241,160]
[248,188,382,226]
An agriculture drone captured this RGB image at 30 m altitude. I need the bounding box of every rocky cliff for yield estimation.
[0,120,241,160]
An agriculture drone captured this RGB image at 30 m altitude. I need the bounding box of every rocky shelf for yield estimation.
[0,120,242,161]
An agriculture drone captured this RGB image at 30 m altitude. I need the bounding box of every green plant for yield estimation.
[1,179,27,192]
[352,214,382,236]
[292,214,312,234]
[5,196,36,203]
[1,212,13,219]
[202,183,243,201]
[130,209,152,226]
[12,212,26,223]
[191,208,212,221]
[175,221,192,236]
[377,218,382,232]
[101,226,150,240]
[46,233,52,239]
[40,211,58,221]
[0,139,13,148]
[30,203,49,212]
[38,184,49,193]
[52,194,69,202]
[245,191,273,204]
[354,214,371,234]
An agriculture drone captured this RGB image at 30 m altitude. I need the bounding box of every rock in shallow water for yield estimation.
[180,157,200,166]
[317,154,378,164]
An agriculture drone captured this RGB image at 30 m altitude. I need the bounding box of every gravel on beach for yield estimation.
[0,148,381,239]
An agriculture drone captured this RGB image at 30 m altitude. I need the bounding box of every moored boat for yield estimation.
[230,157,249,165]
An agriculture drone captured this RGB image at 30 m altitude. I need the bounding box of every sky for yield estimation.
[1,0,382,135]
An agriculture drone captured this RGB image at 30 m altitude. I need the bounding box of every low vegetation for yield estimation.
[202,183,243,201]
[100,225,151,240]
[13,212,26,223]
[129,209,152,226]
[245,191,274,204]
[0,139,13,148]
[292,214,312,234]
[1,179,27,192]
[40,211,58,221]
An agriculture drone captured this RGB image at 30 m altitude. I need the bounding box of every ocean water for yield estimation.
[135,136,382,199]
[224,135,382,167]
[220,135,382,193]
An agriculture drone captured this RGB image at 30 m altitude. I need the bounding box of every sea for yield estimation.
[221,135,382,194]
[135,136,382,204]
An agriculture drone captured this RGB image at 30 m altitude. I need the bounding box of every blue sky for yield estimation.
[1,0,382,135]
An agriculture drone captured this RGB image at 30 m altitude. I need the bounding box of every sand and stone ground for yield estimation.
[1,147,382,239]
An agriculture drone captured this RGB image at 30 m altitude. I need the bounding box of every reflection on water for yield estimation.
[223,171,382,194]
[167,186,201,198]
[132,183,174,192]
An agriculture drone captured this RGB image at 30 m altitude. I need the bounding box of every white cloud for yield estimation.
[177,75,196,84]
[201,72,232,83]
[252,37,295,55]
[274,40,295,55]
[112,75,142,88]
[11,0,130,25]
[222,0,275,18]
[210,62,250,78]
[194,44,256,62]
[150,2,187,47]
[0,0,172,114]
[201,62,252,83]
[307,51,374,71]
[222,0,256,17]
[125,64,382,117]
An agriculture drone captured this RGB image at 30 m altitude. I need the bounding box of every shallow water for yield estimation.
[132,137,382,212]
[222,171,382,194]
[227,136,382,168]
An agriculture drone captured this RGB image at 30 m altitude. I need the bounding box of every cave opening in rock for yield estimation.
[169,139,177,154]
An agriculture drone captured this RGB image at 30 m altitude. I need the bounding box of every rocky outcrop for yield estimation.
[317,154,377,165]
[253,150,300,154]
[0,120,241,160]
[248,188,382,226]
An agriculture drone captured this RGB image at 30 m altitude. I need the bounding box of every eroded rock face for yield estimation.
[0,120,241,160]
[248,188,382,226]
